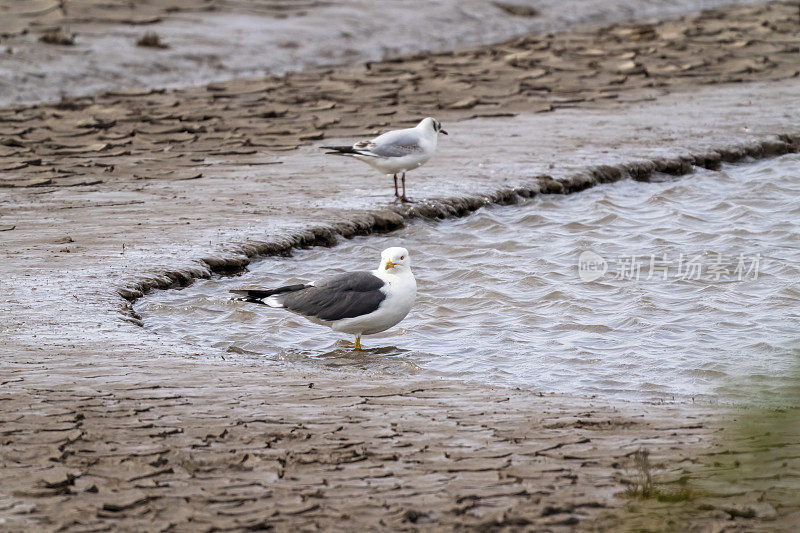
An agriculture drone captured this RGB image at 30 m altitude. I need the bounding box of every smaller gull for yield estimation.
[321,117,448,202]
[230,247,416,351]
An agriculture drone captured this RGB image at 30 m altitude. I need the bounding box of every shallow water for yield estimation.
[137,155,800,404]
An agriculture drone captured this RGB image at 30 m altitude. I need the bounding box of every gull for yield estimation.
[321,117,448,202]
[230,247,416,351]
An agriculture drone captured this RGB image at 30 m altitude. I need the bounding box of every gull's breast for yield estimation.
[331,274,416,335]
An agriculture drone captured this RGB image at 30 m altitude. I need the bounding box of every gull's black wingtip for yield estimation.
[229,289,267,305]
[229,284,309,305]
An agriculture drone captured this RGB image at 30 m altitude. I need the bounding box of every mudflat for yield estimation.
[2,2,800,530]
[0,0,761,106]
[2,2,799,188]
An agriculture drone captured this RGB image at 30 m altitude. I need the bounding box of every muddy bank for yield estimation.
[0,0,762,107]
[2,2,799,189]
[0,358,730,531]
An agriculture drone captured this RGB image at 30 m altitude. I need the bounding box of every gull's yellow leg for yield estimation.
[354,335,362,351]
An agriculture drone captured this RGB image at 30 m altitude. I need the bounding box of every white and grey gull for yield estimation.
[230,247,416,351]
[321,117,448,202]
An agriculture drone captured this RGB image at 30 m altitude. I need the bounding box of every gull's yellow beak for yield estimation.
[384,260,396,270]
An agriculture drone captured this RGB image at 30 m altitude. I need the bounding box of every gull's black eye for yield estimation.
[400,255,405,260]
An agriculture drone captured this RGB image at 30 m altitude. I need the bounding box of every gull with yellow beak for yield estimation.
[230,247,416,350]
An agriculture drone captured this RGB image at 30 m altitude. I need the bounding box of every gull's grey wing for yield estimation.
[280,271,386,321]
[358,129,424,158]
[370,143,425,158]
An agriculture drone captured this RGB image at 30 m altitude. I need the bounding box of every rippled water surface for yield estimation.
[137,155,800,404]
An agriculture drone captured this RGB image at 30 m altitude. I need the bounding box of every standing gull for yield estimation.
[230,247,416,351]
[321,117,448,202]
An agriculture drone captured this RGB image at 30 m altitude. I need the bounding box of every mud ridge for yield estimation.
[119,132,800,320]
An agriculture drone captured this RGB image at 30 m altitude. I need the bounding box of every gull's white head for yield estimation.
[418,117,448,136]
[380,247,411,273]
